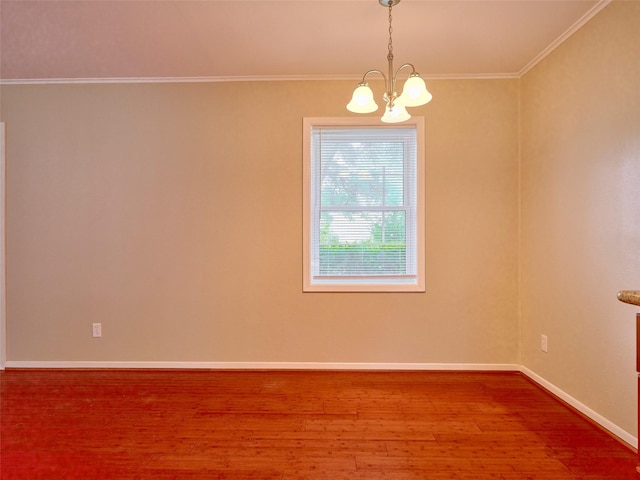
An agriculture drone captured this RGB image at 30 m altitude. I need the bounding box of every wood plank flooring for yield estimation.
[0,369,637,479]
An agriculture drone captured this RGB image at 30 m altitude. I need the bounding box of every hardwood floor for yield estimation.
[0,369,637,479]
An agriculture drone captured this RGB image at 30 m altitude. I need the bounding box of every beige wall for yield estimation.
[2,0,637,441]
[520,0,640,436]
[1,78,520,365]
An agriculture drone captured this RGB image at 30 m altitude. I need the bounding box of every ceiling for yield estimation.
[0,0,608,82]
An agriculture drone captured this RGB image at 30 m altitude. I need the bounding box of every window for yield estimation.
[303,117,425,292]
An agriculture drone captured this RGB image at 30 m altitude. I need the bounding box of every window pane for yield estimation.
[319,211,407,275]
[320,142,404,207]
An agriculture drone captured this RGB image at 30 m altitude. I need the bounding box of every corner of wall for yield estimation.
[0,121,5,370]
[516,76,523,368]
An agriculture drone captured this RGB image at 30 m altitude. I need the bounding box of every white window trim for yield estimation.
[303,117,425,293]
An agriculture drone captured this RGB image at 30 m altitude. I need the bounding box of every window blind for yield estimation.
[310,126,418,285]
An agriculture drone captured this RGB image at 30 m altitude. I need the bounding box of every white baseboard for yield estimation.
[520,366,638,449]
[3,360,636,449]
[3,360,520,371]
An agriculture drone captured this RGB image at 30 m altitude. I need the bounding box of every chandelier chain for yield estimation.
[387,1,394,58]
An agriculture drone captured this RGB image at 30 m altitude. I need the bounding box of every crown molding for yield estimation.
[518,0,612,76]
[0,72,519,86]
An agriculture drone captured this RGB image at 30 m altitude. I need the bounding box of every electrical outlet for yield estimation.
[541,334,548,353]
[92,323,102,338]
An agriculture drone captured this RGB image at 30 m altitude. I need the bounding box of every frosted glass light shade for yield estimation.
[346,84,378,113]
[398,75,432,107]
[381,103,411,123]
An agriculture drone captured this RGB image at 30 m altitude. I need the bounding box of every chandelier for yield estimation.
[347,0,432,123]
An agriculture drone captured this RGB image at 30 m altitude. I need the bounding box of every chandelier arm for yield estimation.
[392,63,418,81]
[388,63,419,106]
[361,69,387,84]
[360,69,390,97]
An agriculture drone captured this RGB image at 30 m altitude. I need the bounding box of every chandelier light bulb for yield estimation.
[381,103,411,123]
[398,74,432,107]
[347,84,379,113]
